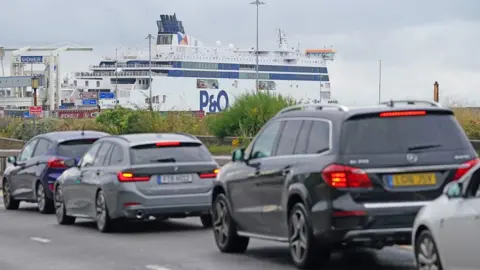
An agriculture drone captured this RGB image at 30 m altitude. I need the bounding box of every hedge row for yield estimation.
[0,92,479,143]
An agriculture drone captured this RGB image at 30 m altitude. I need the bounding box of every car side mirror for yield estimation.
[444,182,463,199]
[63,158,77,168]
[232,148,245,162]
[7,156,17,165]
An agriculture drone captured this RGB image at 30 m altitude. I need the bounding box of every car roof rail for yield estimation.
[278,104,349,115]
[380,100,442,108]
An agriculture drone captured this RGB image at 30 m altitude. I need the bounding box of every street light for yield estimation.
[250,0,265,93]
[146,34,154,111]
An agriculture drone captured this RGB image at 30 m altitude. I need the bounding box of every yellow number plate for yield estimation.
[391,173,436,187]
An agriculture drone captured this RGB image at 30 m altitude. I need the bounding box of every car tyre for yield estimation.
[288,202,331,269]
[415,229,443,270]
[212,193,249,253]
[54,186,76,225]
[37,182,54,214]
[2,179,20,210]
[95,190,114,233]
[200,214,213,228]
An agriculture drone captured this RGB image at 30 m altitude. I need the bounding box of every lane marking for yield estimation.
[30,237,51,243]
[145,265,171,270]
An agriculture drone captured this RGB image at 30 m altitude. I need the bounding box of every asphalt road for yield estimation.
[0,192,416,270]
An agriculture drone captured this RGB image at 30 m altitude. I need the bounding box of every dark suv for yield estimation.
[210,100,477,269]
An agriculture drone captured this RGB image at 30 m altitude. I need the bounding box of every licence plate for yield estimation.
[157,174,193,184]
[389,173,437,187]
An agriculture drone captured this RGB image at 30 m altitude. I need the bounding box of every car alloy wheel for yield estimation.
[289,208,308,263]
[416,231,442,270]
[36,184,46,212]
[3,181,11,206]
[213,198,229,246]
[96,193,107,231]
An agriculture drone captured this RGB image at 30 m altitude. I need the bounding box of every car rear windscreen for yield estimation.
[340,113,472,154]
[57,138,99,158]
[130,143,213,164]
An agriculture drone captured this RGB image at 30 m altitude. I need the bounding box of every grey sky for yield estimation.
[1,0,479,105]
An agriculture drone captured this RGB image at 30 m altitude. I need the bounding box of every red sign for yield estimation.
[29,106,43,115]
[57,109,98,119]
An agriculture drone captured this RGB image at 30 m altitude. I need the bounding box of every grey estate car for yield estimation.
[210,101,477,269]
[54,133,220,232]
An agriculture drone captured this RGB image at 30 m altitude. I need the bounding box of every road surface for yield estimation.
[0,192,416,270]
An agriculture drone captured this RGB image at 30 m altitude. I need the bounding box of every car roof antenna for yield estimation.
[81,123,85,136]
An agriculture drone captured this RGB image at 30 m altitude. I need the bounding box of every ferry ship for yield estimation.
[72,14,336,112]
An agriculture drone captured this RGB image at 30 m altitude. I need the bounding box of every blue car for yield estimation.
[2,130,109,213]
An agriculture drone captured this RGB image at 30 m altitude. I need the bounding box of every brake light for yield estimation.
[321,164,372,188]
[379,110,426,117]
[117,172,150,182]
[453,158,480,181]
[47,158,65,168]
[332,210,366,217]
[199,168,220,179]
[156,141,180,147]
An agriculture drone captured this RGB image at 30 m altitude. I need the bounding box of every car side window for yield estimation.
[80,143,102,168]
[465,167,480,197]
[275,120,303,156]
[33,139,51,157]
[94,143,112,166]
[305,120,330,154]
[249,121,282,160]
[108,145,124,165]
[293,120,312,154]
[18,139,39,161]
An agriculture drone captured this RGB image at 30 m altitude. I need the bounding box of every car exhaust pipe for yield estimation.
[136,211,144,219]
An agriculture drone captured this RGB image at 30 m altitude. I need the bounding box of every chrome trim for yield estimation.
[363,201,430,209]
[237,231,289,242]
[363,164,462,173]
[277,103,349,115]
[344,228,412,238]
[379,100,442,107]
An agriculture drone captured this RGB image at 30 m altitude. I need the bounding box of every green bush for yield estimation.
[206,91,296,138]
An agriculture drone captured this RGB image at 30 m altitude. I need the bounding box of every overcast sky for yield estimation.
[1,0,479,105]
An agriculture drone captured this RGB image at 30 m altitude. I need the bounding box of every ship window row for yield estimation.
[167,70,329,81]
[99,61,327,73]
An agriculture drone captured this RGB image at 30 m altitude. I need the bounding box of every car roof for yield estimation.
[116,133,200,147]
[40,130,109,142]
[274,102,452,121]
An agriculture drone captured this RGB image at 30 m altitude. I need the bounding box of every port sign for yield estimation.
[29,106,43,116]
[21,56,43,63]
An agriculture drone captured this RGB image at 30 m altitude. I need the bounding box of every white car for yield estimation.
[412,159,480,270]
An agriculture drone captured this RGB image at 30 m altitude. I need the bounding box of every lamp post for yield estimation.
[115,45,121,104]
[31,77,39,135]
[146,34,154,111]
[250,0,265,93]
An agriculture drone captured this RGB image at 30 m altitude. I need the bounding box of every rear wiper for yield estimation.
[151,158,176,163]
[407,144,442,151]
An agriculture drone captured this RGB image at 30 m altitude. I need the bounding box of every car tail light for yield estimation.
[156,141,180,147]
[453,158,480,181]
[117,172,150,182]
[47,158,65,168]
[332,210,366,217]
[199,168,220,179]
[379,110,426,117]
[321,164,372,188]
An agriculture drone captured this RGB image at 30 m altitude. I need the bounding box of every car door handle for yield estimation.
[96,170,101,176]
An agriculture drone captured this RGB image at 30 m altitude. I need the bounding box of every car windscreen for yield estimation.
[130,142,213,165]
[340,112,472,155]
[56,138,99,158]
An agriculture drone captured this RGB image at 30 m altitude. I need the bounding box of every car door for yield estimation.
[9,139,39,199]
[228,120,283,235]
[65,142,102,215]
[439,169,480,269]
[258,119,304,237]
[28,138,53,196]
[79,142,112,217]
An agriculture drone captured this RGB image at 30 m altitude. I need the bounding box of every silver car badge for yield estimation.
[406,154,418,163]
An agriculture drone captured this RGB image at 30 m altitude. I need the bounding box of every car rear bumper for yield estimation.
[311,200,429,248]
[110,190,212,220]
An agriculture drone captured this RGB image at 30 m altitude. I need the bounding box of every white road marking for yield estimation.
[145,265,171,270]
[30,237,51,243]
